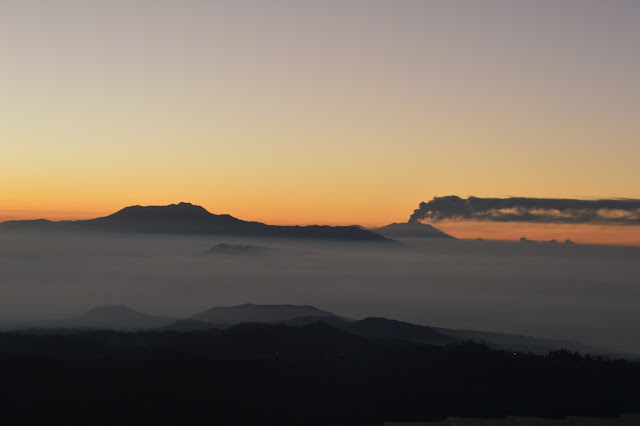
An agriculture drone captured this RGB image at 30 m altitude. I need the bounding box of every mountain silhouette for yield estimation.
[203,243,306,256]
[29,305,177,330]
[0,305,172,331]
[191,303,341,324]
[65,305,174,329]
[281,316,623,355]
[0,202,391,241]
[283,316,456,345]
[338,317,457,345]
[0,303,628,357]
[432,327,616,356]
[371,222,454,239]
[0,218,55,230]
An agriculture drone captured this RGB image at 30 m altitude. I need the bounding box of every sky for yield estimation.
[2,1,640,244]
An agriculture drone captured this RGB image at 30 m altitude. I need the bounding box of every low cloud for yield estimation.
[409,196,640,225]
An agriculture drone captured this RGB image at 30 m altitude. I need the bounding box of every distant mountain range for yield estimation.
[0,202,392,242]
[0,303,625,357]
[520,237,577,246]
[370,222,454,239]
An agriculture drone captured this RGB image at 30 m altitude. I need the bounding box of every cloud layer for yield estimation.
[409,196,640,225]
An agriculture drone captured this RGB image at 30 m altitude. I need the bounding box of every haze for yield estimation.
[1,230,638,353]
[3,2,640,423]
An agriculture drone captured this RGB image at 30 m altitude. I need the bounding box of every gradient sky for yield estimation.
[2,1,640,243]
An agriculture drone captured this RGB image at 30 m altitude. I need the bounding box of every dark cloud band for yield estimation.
[409,196,640,225]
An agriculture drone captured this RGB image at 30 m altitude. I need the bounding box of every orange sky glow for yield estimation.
[2,205,640,247]
[2,2,639,247]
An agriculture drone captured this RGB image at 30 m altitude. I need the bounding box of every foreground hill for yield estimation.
[371,222,454,239]
[0,325,638,425]
[0,202,391,241]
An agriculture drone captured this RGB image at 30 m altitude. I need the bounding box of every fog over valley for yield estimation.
[1,230,638,354]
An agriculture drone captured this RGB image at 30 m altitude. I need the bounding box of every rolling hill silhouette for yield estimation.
[283,316,457,346]
[0,305,175,331]
[0,202,391,241]
[190,303,341,324]
[0,303,626,357]
[63,305,175,330]
[432,327,614,356]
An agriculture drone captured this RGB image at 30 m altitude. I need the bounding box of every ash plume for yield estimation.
[409,196,640,225]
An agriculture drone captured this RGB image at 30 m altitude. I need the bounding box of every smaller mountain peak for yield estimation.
[87,304,134,314]
[372,222,453,239]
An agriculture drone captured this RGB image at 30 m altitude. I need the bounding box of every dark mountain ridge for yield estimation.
[190,303,342,324]
[432,326,616,356]
[283,316,456,346]
[0,202,392,241]
[0,303,630,357]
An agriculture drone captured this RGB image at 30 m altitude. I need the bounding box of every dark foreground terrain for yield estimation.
[1,323,639,426]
